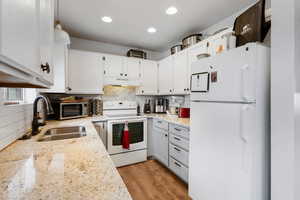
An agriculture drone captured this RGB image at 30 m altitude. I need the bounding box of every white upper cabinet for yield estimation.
[39,0,54,83]
[158,56,173,95]
[67,49,104,94]
[173,50,189,95]
[0,0,40,74]
[123,57,141,81]
[103,54,124,80]
[138,60,158,95]
[40,44,68,93]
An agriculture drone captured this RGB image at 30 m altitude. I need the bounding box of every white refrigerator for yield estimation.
[189,43,270,200]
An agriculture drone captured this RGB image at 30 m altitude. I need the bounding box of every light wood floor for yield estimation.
[117,159,191,200]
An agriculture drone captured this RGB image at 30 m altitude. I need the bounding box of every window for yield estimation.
[4,88,24,104]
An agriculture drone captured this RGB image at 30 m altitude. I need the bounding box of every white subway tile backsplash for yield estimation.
[0,104,33,151]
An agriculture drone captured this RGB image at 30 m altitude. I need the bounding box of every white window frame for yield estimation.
[4,88,25,105]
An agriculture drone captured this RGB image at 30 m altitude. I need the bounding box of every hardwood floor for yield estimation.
[117,160,191,200]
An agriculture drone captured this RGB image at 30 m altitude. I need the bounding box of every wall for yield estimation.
[295,0,300,199]
[70,37,165,61]
[0,89,33,151]
[271,0,296,200]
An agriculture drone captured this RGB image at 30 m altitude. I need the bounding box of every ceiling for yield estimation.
[58,0,269,52]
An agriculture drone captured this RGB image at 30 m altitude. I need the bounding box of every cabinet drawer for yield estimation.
[169,157,189,183]
[153,118,168,130]
[170,134,189,151]
[169,124,189,139]
[169,143,189,166]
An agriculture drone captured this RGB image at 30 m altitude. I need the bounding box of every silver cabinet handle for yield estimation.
[174,162,182,168]
[174,128,182,131]
[174,137,181,141]
[157,121,162,124]
[174,147,181,152]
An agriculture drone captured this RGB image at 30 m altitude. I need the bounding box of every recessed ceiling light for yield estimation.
[147,27,157,34]
[102,16,112,23]
[166,6,178,15]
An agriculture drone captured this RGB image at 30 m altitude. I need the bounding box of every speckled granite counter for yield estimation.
[0,118,132,200]
[145,114,190,128]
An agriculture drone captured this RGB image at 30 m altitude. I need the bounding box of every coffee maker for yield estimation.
[154,98,169,113]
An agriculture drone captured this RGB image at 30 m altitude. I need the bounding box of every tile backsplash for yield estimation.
[0,88,33,151]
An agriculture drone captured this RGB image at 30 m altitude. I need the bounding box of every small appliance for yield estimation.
[52,101,88,120]
[89,99,103,116]
[178,108,190,118]
[154,98,169,113]
[143,99,151,114]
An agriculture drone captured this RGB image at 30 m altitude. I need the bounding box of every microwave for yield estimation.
[53,102,89,120]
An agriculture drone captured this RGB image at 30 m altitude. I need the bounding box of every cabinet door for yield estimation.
[39,0,54,83]
[173,50,188,95]
[153,128,169,167]
[67,50,103,94]
[103,54,124,79]
[158,56,173,95]
[0,0,40,74]
[139,60,158,95]
[123,57,141,81]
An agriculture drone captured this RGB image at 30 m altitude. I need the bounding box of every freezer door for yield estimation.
[189,102,267,200]
[190,45,257,103]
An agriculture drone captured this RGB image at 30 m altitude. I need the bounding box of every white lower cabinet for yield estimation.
[169,157,189,183]
[67,49,104,94]
[153,127,169,167]
[151,118,190,183]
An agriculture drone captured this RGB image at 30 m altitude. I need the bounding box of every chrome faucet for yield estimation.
[31,95,54,136]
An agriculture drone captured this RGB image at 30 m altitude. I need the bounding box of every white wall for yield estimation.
[271,0,296,200]
[70,37,165,61]
[0,89,33,151]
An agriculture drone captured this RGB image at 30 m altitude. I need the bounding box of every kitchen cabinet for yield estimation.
[123,57,141,81]
[138,60,158,95]
[0,0,55,88]
[158,56,173,95]
[67,49,104,94]
[0,0,40,74]
[40,44,68,93]
[103,54,124,81]
[153,127,169,167]
[39,0,55,83]
[173,50,189,95]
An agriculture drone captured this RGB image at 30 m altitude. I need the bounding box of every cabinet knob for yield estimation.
[165,134,168,137]
[41,63,50,74]
[169,89,172,92]
[184,88,186,91]
[142,90,144,93]
[67,87,72,91]
[187,88,190,91]
[124,74,127,76]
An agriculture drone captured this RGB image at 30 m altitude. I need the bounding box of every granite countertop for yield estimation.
[145,114,190,128]
[0,118,132,200]
[92,114,190,128]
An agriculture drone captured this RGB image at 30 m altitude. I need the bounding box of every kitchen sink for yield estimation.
[37,126,87,142]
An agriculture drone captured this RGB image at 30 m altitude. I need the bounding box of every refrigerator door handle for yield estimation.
[241,65,250,102]
[240,104,252,173]
[240,105,250,143]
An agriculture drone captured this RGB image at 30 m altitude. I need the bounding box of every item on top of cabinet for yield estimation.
[171,45,183,55]
[233,0,270,47]
[211,29,237,55]
[178,107,190,118]
[182,34,203,49]
[127,49,147,59]
[143,100,151,114]
[168,106,179,115]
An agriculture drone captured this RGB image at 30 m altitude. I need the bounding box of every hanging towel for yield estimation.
[122,122,130,149]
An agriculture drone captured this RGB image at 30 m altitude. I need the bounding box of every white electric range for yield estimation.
[94,101,147,167]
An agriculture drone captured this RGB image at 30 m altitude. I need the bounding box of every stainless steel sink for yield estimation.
[38,126,87,142]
